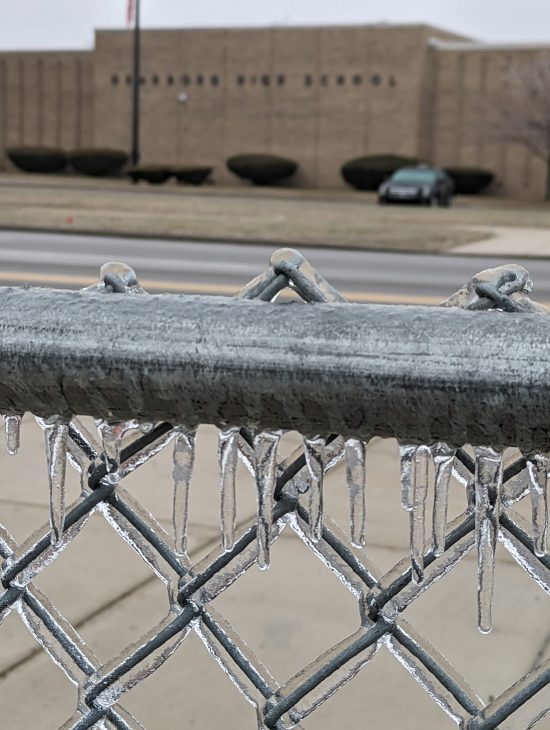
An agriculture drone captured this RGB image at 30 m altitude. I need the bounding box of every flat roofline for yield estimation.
[429,37,550,51]
[95,22,467,34]
[0,48,92,55]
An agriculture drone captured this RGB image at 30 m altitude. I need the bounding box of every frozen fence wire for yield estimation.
[0,248,549,728]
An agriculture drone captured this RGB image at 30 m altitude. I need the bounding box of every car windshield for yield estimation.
[390,168,437,184]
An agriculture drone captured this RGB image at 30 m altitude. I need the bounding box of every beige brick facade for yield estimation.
[426,41,550,199]
[0,51,94,155]
[1,24,549,198]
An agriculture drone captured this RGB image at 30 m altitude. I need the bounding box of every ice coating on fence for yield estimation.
[399,443,417,511]
[383,631,477,726]
[3,414,22,455]
[345,438,367,548]
[271,627,380,725]
[2,256,550,730]
[195,616,261,710]
[172,428,196,557]
[253,431,281,570]
[97,420,138,471]
[303,436,326,542]
[431,443,455,556]
[409,446,430,584]
[45,418,69,547]
[526,454,548,558]
[119,428,176,480]
[218,427,240,551]
[474,447,503,634]
[85,613,192,711]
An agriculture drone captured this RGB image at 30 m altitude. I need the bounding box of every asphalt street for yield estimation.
[0,229,549,304]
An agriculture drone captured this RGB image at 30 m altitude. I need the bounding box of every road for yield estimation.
[1,229,550,304]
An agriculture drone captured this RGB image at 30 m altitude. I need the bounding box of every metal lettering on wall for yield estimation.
[0,249,549,729]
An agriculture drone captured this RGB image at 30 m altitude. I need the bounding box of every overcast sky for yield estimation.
[2,1,550,50]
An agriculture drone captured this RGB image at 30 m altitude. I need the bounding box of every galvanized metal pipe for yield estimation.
[0,286,548,451]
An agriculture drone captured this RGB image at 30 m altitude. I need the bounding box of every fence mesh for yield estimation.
[0,248,549,729]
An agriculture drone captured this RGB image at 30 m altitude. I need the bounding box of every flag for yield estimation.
[127,0,135,27]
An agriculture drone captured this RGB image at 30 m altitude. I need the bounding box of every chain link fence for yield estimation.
[0,248,549,728]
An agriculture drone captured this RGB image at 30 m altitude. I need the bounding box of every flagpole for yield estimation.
[130,0,141,168]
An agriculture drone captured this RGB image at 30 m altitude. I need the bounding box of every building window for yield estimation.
[370,73,382,86]
[167,74,175,86]
[237,74,245,86]
[261,74,270,87]
[320,73,329,86]
[211,74,220,87]
[152,74,160,86]
[389,74,397,87]
[352,73,362,86]
[181,73,191,86]
[196,74,204,86]
[276,73,285,86]
[111,74,120,86]
[304,73,313,87]
[336,74,345,86]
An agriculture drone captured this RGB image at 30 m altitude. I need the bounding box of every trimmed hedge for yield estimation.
[127,165,172,184]
[70,148,128,176]
[341,154,419,191]
[226,154,298,185]
[172,165,212,185]
[7,146,67,173]
[444,167,494,195]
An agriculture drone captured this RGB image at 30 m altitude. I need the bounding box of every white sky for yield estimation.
[2,1,550,50]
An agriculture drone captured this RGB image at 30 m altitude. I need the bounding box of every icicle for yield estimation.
[345,438,367,548]
[474,447,503,634]
[431,443,455,556]
[218,427,240,551]
[399,444,417,511]
[526,454,548,558]
[172,428,196,557]
[303,436,325,542]
[253,432,281,570]
[97,421,121,470]
[96,420,138,472]
[45,418,69,547]
[3,414,22,455]
[409,446,430,584]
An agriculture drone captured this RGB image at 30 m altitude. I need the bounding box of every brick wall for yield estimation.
[0,51,93,169]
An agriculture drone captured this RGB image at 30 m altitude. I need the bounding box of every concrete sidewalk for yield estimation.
[454,226,550,257]
[0,419,548,728]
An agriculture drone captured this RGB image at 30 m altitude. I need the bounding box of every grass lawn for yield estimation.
[0,173,549,252]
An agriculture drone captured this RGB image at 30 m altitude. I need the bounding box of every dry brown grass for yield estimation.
[1,173,549,251]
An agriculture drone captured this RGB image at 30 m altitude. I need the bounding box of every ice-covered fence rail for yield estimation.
[1,251,549,730]
[0,286,550,451]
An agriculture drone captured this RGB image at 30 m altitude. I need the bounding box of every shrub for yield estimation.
[444,167,494,195]
[70,148,128,176]
[127,165,172,184]
[7,146,67,173]
[341,154,419,191]
[226,154,298,185]
[172,165,212,185]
